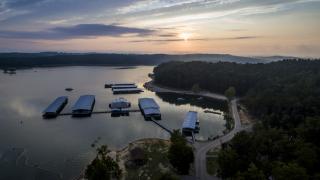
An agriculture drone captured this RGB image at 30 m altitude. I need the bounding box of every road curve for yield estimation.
[144,81,247,180]
[195,99,242,180]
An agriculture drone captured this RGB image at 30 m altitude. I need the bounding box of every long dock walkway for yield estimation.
[150,118,173,134]
[58,109,141,116]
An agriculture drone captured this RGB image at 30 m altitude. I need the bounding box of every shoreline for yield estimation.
[144,80,227,101]
[76,138,170,180]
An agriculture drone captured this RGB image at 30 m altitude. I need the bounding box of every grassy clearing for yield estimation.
[206,148,220,176]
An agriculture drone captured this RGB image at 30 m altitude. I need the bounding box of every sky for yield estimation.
[0,0,319,57]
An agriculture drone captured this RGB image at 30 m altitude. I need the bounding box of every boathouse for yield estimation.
[138,98,161,120]
[43,96,68,118]
[182,111,200,136]
[72,95,95,117]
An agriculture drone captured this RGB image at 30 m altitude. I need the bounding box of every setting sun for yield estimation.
[179,32,192,41]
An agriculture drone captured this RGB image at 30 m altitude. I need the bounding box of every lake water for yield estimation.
[0,66,226,179]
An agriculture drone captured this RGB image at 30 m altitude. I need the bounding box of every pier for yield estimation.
[150,117,173,134]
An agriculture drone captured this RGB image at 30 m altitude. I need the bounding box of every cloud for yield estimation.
[0,24,156,40]
[129,36,260,43]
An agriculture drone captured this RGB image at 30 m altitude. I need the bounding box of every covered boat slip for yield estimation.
[182,111,200,136]
[72,95,95,117]
[138,98,161,120]
[42,96,68,118]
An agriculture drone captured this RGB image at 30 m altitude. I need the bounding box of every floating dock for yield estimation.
[138,98,161,120]
[72,95,95,117]
[113,88,143,94]
[43,96,68,118]
[111,84,138,90]
[182,111,199,136]
[105,83,135,88]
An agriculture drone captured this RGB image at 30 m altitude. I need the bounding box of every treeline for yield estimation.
[153,60,320,179]
[0,52,276,68]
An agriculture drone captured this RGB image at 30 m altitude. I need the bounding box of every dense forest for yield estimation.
[0,52,279,68]
[153,60,320,179]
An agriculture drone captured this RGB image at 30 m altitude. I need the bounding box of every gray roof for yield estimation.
[143,108,161,115]
[72,95,95,111]
[138,98,160,109]
[43,96,68,113]
[111,85,137,89]
[112,88,143,92]
[110,97,130,109]
[182,111,198,129]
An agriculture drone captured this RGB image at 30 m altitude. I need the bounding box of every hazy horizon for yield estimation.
[0,0,320,57]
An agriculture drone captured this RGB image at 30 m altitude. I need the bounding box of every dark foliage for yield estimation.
[85,145,122,180]
[154,60,320,179]
[168,130,194,175]
[0,53,275,68]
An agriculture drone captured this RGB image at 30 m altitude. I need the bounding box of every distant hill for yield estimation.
[0,52,300,68]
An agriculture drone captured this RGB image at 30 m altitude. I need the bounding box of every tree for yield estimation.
[224,86,236,100]
[272,162,308,180]
[191,83,201,93]
[168,130,194,174]
[236,163,265,180]
[85,145,122,180]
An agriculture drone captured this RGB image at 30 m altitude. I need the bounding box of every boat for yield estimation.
[109,97,131,116]
[72,95,95,117]
[43,96,68,118]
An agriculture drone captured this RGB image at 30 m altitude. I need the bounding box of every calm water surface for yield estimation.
[0,66,226,179]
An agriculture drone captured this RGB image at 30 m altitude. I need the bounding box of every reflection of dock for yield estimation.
[58,109,141,116]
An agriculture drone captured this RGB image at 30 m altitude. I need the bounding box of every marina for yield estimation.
[1,66,226,179]
[42,96,68,118]
[72,95,96,117]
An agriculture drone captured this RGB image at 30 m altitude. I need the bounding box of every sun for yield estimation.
[179,32,192,41]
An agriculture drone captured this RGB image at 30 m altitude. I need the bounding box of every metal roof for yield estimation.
[182,111,198,129]
[72,95,95,111]
[111,85,137,89]
[143,108,161,115]
[109,83,135,86]
[110,97,130,109]
[43,96,68,113]
[112,88,143,92]
[138,98,160,109]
